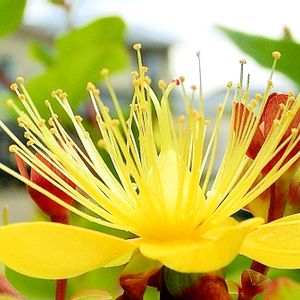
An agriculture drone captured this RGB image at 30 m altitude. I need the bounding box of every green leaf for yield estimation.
[218,26,300,86]
[0,0,26,37]
[29,42,55,67]
[262,277,300,300]
[25,16,128,121]
[5,268,55,300]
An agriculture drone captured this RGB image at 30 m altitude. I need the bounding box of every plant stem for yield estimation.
[56,279,67,300]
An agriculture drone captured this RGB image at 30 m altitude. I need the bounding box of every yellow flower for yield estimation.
[1,46,300,279]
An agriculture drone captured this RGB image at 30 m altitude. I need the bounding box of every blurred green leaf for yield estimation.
[218,26,300,85]
[29,42,55,67]
[262,277,300,300]
[6,268,55,300]
[0,0,26,37]
[25,16,128,121]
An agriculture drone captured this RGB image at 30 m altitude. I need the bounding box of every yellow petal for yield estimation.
[240,215,300,269]
[0,222,136,279]
[137,217,263,273]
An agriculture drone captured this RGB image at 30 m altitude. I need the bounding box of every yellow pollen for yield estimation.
[227,81,233,88]
[18,94,26,101]
[144,76,151,84]
[267,80,273,87]
[131,71,138,77]
[50,128,57,135]
[139,104,147,112]
[111,119,120,127]
[204,120,211,125]
[250,99,258,107]
[16,76,24,84]
[133,43,142,51]
[93,89,100,97]
[179,76,185,83]
[177,115,186,124]
[255,93,262,101]
[158,80,167,90]
[8,145,18,153]
[44,100,50,107]
[97,139,106,149]
[190,84,197,91]
[75,115,83,122]
[87,82,96,91]
[100,68,109,77]
[38,119,46,127]
[10,83,18,91]
[272,51,281,60]
[24,132,31,139]
[26,140,35,147]
[133,79,140,87]
[142,66,148,73]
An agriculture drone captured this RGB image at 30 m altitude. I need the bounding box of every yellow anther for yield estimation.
[24,132,31,139]
[142,66,148,73]
[16,76,24,84]
[267,80,273,87]
[93,89,100,97]
[87,82,96,91]
[273,119,281,126]
[49,127,57,135]
[239,59,247,64]
[190,84,197,91]
[131,71,138,77]
[217,104,223,113]
[48,118,54,126]
[133,79,140,86]
[139,104,147,112]
[75,115,83,122]
[291,128,298,135]
[103,106,109,113]
[177,115,186,124]
[18,94,26,101]
[10,83,18,91]
[44,100,50,107]
[111,119,120,127]
[97,139,107,149]
[38,119,46,127]
[204,120,211,126]
[250,99,258,107]
[100,68,109,77]
[179,76,185,83]
[84,131,90,138]
[158,80,167,90]
[96,115,102,122]
[26,140,35,147]
[272,51,281,60]
[227,81,233,88]
[133,43,142,51]
[255,93,262,101]
[144,76,151,85]
[51,90,58,98]
[9,145,18,153]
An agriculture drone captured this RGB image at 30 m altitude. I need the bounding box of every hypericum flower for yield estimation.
[0,46,300,279]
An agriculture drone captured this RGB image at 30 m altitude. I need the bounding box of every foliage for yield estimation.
[218,26,300,86]
[0,0,26,37]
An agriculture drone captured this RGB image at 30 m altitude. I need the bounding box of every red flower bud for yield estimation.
[235,93,300,174]
[15,153,75,223]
